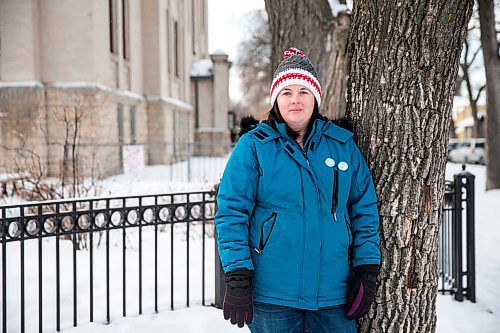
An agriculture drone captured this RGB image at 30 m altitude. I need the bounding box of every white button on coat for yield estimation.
[325,158,335,168]
[338,161,349,171]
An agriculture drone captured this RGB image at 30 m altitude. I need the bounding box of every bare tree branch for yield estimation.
[469,44,483,64]
[474,84,487,104]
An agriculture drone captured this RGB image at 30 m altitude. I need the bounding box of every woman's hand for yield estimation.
[346,264,380,320]
[223,268,254,328]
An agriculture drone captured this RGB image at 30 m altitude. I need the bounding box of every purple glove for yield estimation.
[223,268,253,328]
[346,265,379,320]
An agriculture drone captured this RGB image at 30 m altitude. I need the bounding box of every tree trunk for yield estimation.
[346,1,473,332]
[264,0,350,118]
[478,0,500,190]
[449,115,457,139]
[462,64,481,137]
[460,36,487,139]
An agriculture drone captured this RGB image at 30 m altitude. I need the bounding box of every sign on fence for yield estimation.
[122,145,145,173]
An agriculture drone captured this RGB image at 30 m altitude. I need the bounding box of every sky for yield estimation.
[208,0,265,59]
[207,0,266,104]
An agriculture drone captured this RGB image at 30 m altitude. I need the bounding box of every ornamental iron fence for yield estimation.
[0,190,216,333]
[439,166,476,302]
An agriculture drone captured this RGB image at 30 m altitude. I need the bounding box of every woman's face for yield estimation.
[276,84,315,132]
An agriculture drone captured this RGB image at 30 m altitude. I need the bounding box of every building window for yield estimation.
[166,9,170,74]
[117,104,124,161]
[109,0,118,54]
[129,107,136,144]
[192,0,196,55]
[174,20,179,78]
[0,36,2,80]
[122,0,130,60]
[202,0,205,34]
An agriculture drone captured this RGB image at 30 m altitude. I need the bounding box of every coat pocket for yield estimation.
[253,212,278,254]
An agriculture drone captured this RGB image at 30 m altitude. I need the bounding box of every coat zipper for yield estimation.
[331,169,339,221]
[298,166,307,308]
[302,146,310,165]
[288,133,322,306]
[302,138,324,304]
[254,212,278,254]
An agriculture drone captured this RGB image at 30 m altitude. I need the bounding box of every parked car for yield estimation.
[448,138,486,164]
[466,139,486,164]
[448,139,470,157]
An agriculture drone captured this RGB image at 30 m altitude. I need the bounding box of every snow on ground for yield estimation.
[99,156,229,197]
[65,306,242,333]
[0,155,229,207]
[1,161,499,332]
[2,223,219,332]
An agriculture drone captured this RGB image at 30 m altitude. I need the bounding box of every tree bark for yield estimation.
[264,0,350,118]
[478,0,500,190]
[346,1,473,332]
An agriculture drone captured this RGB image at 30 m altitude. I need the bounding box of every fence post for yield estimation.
[458,167,476,303]
[213,184,225,309]
[439,166,476,302]
[453,169,464,301]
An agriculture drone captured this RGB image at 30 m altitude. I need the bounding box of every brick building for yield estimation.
[0,0,230,178]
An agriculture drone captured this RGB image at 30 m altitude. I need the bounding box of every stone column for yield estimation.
[211,51,229,132]
[209,51,230,153]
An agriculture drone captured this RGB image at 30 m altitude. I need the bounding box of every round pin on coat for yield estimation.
[338,161,349,171]
[325,158,335,167]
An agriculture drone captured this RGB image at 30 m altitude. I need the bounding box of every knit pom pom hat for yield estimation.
[269,47,322,107]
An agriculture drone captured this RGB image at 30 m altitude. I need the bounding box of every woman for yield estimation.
[215,48,380,332]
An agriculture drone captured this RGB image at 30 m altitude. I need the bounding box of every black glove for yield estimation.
[346,264,380,320]
[223,268,253,328]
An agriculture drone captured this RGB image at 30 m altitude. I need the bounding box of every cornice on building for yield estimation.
[146,96,194,112]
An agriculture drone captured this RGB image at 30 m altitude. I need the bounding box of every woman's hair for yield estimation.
[266,100,322,142]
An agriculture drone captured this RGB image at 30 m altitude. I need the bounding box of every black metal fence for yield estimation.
[439,167,476,302]
[0,190,216,333]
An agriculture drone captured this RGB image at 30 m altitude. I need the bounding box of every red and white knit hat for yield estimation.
[269,47,322,107]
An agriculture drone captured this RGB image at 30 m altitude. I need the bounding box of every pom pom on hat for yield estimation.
[283,47,305,59]
[270,47,322,107]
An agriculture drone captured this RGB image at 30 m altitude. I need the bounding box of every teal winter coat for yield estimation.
[215,118,380,310]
